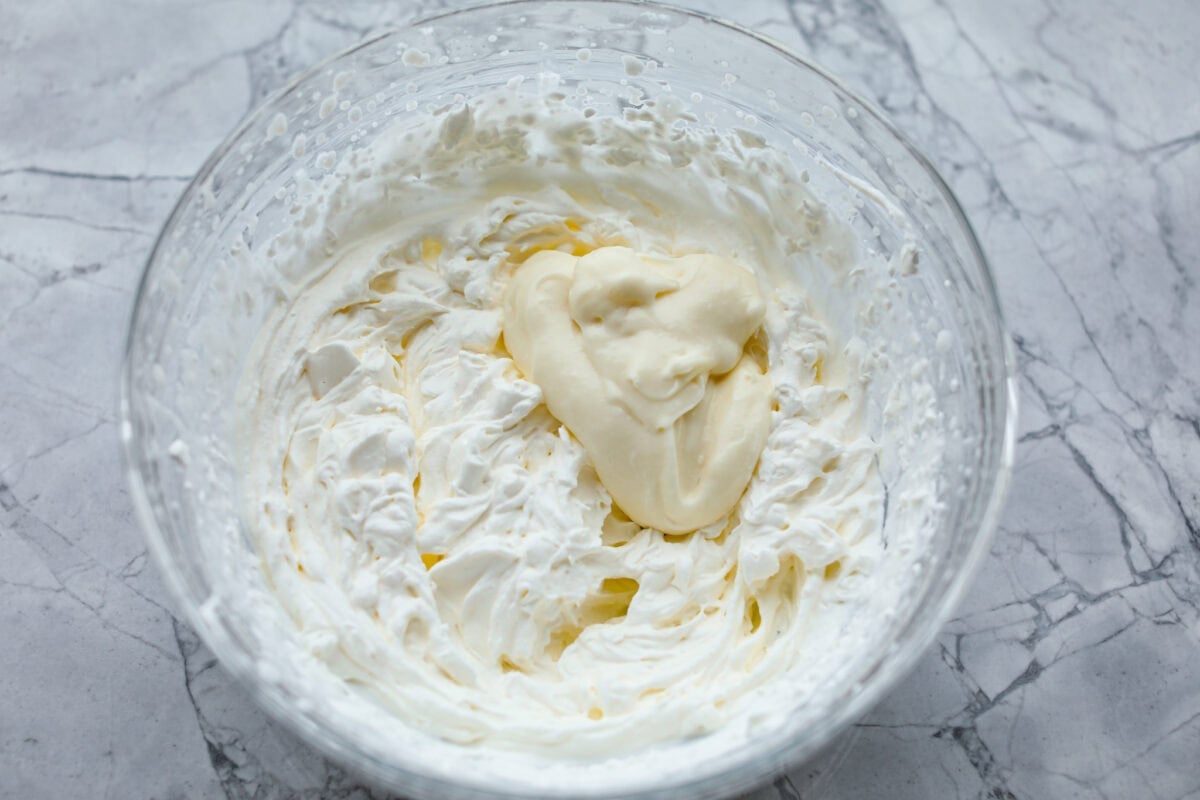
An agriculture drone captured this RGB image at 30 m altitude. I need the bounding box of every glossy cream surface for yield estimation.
[502,246,772,534]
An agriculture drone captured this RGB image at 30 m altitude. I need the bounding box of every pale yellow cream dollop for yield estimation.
[502,246,771,533]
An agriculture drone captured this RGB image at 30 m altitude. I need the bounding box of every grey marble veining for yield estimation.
[2,1,1198,798]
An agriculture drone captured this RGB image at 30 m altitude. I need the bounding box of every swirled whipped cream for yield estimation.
[239,85,889,759]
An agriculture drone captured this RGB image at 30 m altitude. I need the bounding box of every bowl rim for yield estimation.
[119,1,1019,797]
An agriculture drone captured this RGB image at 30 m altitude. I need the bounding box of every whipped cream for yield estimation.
[233,83,933,772]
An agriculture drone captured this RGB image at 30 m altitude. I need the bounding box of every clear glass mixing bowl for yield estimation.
[121,2,1017,798]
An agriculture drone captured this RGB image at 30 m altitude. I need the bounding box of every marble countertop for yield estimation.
[3,1,1198,798]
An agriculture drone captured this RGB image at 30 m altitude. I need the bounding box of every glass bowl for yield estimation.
[121,2,1017,798]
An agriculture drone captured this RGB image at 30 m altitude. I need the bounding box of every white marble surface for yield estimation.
[2,1,1198,797]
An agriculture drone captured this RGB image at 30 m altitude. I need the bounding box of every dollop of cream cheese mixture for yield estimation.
[240,85,887,758]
